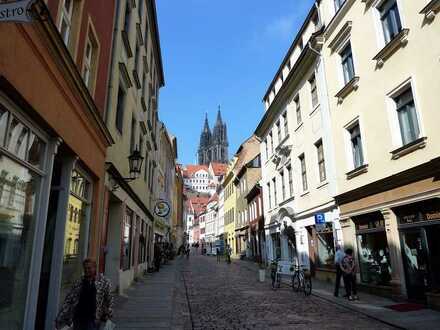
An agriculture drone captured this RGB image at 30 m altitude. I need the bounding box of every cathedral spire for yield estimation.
[203,112,210,133]
[215,105,223,125]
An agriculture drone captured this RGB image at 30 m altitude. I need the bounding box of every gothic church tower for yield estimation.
[197,108,229,165]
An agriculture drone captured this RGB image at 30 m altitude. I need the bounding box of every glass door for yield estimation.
[400,227,430,301]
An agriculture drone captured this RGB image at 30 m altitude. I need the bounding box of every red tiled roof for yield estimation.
[210,162,228,176]
[208,193,218,203]
[188,195,209,215]
[184,165,209,177]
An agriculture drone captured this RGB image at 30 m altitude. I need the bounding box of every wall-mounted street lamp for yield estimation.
[111,146,144,191]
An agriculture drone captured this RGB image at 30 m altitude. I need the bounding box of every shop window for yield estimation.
[316,224,335,269]
[122,208,133,271]
[59,169,92,306]
[355,213,392,286]
[0,102,48,327]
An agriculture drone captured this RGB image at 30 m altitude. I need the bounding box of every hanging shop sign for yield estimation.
[0,0,35,23]
[154,200,171,218]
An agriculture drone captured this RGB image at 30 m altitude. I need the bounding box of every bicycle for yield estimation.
[291,264,312,296]
[269,259,281,290]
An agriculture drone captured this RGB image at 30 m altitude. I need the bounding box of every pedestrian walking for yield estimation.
[225,244,232,264]
[154,243,162,271]
[334,244,345,297]
[55,259,113,330]
[216,247,221,262]
[340,248,359,301]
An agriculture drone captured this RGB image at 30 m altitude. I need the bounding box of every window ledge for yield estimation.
[280,195,295,206]
[118,62,133,88]
[132,70,141,89]
[324,0,356,39]
[420,0,440,21]
[316,180,329,190]
[346,164,368,180]
[390,137,427,160]
[300,190,310,197]
[276,134,290,150]
[121,30,133,58]
[372,29,409,68]
[335,76,360,104]
[294,122,304,133]
[328,21,352,53]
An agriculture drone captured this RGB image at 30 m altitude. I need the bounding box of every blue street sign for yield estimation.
[314,213,325,224]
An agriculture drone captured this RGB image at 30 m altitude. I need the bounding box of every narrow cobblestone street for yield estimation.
[115,254,396,329]
[183,255,394,330]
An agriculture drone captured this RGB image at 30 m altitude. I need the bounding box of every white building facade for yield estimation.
[255,4,341,282]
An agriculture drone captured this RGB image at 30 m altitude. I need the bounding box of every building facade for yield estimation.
[256,4,341,284]
[223,157,238,257]
[319,0,440,302]
[102,0,165,295]
[197,110,229,165]
[233,136,261,258]
[0,0,115,328]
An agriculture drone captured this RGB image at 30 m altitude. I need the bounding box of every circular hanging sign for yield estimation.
[154,200,171,217]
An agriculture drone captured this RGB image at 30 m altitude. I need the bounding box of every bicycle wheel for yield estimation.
[303,276,312,296]
[292,273,300,292]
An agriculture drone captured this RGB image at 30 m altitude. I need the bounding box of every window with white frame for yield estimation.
[295,95,302,125]
[316,140,326,182]
[59,0,73,46]
[310,75,319,108]
[280,171,285,201]
[287,164,293,197]
[276,120,281,144]
[82,34,98,91]
[269,132,274,154]
[340,43,355,85]
[299,154,308,192]
[393,88,420,146]
[267,182,271,208]
[272,177,277,205]
[379,0,402,44]
[282,111,288,137]
[348,123,364,169]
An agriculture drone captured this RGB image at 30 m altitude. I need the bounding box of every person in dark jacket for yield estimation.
[55,259,113,330]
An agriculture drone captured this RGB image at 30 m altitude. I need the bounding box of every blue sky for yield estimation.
[156,0,315,164]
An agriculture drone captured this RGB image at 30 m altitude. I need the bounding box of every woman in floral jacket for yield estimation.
[55,259,114,330]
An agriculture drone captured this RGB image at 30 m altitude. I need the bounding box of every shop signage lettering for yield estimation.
[0,0,35,23]
[426,211,440,221]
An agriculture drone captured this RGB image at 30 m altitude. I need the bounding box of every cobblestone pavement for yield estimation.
[182,255,395,330]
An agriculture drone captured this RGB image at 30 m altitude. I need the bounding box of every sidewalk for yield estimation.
[113,259,191,330]
[239,259,440,330]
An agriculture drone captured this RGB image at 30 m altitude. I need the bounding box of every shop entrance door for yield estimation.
[400,227,430,301]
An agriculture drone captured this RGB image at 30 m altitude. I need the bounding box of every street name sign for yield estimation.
[0,0,35,23]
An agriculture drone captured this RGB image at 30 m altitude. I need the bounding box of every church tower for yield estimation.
[197,107,229,165]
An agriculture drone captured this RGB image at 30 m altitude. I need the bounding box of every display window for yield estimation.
[316,224,335,269]
[0,105,47,329]
[121,208,133,271]
[59,169,93,305]
[354,212,392,286]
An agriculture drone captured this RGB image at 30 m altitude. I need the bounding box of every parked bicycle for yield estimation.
[291,264,312,296]
[270,259,280,290]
